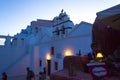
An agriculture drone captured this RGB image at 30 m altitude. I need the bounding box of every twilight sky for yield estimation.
[0,0,120,36]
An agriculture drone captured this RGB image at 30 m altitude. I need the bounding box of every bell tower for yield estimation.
[52,10,74,38]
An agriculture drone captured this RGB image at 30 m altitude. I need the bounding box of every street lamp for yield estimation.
[46,53,51,76]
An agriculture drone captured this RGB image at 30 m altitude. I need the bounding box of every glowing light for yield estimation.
[64,49,73,56]
[46,54,51,60]
[96,52,103,58]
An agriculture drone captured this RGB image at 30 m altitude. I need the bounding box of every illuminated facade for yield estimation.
[0,10,92,77]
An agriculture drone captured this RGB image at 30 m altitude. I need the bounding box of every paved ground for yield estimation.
[1,74,120,80]
[0,75,50,80]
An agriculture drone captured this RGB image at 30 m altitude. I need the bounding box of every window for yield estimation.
[39,60,42,67]
[35,27,38,33]
[51,46,54,55]
[62,25,65,34]
[56,27,59,35]
[54,61,58,70]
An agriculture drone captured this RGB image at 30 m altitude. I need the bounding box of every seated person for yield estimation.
[113,46,120,62]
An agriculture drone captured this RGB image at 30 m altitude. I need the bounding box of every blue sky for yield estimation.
[0,0,120,36]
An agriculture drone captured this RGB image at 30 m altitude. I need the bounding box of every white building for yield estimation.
[0,10,92,78]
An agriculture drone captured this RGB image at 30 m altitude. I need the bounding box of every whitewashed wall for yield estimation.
[0,46,30,77]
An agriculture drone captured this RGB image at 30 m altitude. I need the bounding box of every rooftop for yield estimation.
[97,4,120,19]
[31,19,53,27]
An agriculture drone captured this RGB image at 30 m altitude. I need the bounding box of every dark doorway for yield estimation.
[54,61,58,70]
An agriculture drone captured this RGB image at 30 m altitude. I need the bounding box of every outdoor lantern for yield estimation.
[96,52,103,62]
[64,49,73,56]
[46,54,51,60]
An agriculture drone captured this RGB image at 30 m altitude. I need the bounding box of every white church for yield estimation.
[0,10,92,78]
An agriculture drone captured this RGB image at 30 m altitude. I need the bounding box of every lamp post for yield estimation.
[46,54,51,76]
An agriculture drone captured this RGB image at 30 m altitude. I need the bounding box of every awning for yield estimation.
[100,14,120,30]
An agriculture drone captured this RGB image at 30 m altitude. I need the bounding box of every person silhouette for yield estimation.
[88,43,98,60]
[39,72,42,80]
[2,72,7,80]
[26,67,32,80]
